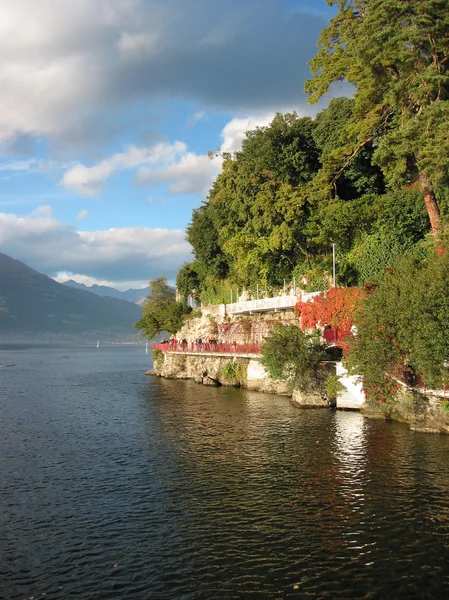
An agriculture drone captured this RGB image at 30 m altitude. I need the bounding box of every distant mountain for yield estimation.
[62,279,150,304]
[0,253,143,341]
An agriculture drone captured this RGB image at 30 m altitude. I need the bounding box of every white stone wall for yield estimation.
[336,362,365,409]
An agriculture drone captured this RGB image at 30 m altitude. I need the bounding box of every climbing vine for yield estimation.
[295,287,368,337]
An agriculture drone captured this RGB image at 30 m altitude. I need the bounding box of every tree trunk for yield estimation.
[419,171,441,235]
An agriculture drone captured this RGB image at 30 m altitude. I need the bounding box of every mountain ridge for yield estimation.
[62,279,150,304]
[0,253,143,341]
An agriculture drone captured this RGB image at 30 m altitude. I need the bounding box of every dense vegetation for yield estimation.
[184,94,437,298]
[135,276,186,340]
[261,326,326,392]
[140,1,449,402]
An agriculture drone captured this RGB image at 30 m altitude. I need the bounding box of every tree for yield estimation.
[305,0,449,235]
[187,203,229,279]
[313,97,385,199]
[135,276,185,339]
[261,325,326,391]
[192,113,321,287]
[241,112,320,186]
[176,262,200,308]
[347,240,449,400]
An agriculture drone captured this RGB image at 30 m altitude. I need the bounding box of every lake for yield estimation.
[1,344,449,599]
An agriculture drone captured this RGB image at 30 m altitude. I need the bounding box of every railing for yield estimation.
[152,342,262,355]
[227,291,322,315]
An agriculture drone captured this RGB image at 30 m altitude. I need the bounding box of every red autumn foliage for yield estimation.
[295,287,368,340]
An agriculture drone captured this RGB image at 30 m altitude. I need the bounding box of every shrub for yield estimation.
[261,325,326,391]
[152,349,164,367]
[347,241,449,402]
[223,361,238,381]
[325,375,344,400]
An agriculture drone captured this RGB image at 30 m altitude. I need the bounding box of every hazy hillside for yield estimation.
[0,253,142,341]
[62,279,150,304]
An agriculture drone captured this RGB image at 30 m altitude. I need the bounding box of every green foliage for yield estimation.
[198,277,235,305]
[241,112,320,186]
[222,361,238,380]
[306,0,449,232]
[292,258,331,292]
[313,97,385,199]
[261,325,326,391]
[348,242,449,400]
[325,375,345,400]
[187,204,229,279]
[346,230,410,285]
[135,276,186,339]
[222,361,245,383]
[183,308,202,320]
[187,112,324,289]
[176,263,200,308]
[152,349,164,367]
[441,400,449,414]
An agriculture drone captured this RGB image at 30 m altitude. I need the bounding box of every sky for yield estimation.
[0,0,337,290]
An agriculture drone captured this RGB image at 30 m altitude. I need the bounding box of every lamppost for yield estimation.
[332,243,336,288]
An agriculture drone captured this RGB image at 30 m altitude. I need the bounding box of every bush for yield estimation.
[136,276,186,339]
[325,375,344,400]
[261,325,326,391]
[347,240,449,401]
[221,361,246,385]
[152,349,164,367]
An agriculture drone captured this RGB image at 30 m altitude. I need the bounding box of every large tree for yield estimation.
[135,276,184,339]
[188,113,322,287]
[305,0,449,235]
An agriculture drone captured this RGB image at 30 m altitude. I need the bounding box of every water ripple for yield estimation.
[1,346,449,598]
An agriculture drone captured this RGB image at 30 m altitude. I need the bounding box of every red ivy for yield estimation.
[295,287,368,338]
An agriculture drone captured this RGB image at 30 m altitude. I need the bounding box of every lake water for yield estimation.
[1,344,449,599]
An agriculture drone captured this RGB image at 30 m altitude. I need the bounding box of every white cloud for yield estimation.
[0,0,330,153]
[135,152,222,195]
[61,141,186,196]
[0,158,62,174]
[118,31,161,56]
[60,113,279,199]
[0,206,192,282]
[185,111,206,129]
[220,114,275,153]
[76,209,88,221]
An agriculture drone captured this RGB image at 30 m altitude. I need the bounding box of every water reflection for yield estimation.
[1,347,449,598]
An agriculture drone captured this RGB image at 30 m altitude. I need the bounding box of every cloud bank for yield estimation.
[0,206,192,285]
[61,113,279,197]
[0,0,329,152]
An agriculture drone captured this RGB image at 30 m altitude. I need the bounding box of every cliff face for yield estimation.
[174,306,297,345]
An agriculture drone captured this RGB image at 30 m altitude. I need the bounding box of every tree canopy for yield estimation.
[135,276,185,339]
[305,0,449,235]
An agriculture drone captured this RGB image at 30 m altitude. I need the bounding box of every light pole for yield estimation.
[332,243,336,288]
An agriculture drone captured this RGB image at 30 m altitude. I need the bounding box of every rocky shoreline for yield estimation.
[148,308,449,434]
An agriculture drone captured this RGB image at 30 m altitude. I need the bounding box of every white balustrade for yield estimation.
[226,291,322,315]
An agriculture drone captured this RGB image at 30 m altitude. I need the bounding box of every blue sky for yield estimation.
[0,0,336,289]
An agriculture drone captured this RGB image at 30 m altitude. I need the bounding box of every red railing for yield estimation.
[152,342,262,354]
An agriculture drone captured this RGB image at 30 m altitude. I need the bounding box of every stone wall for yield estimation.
[174,309,297,345]
[362,387,449,434]
[150,351,290,394]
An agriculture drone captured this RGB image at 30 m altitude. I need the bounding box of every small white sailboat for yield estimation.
[96,340,100,348]
[145,342,148,354]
